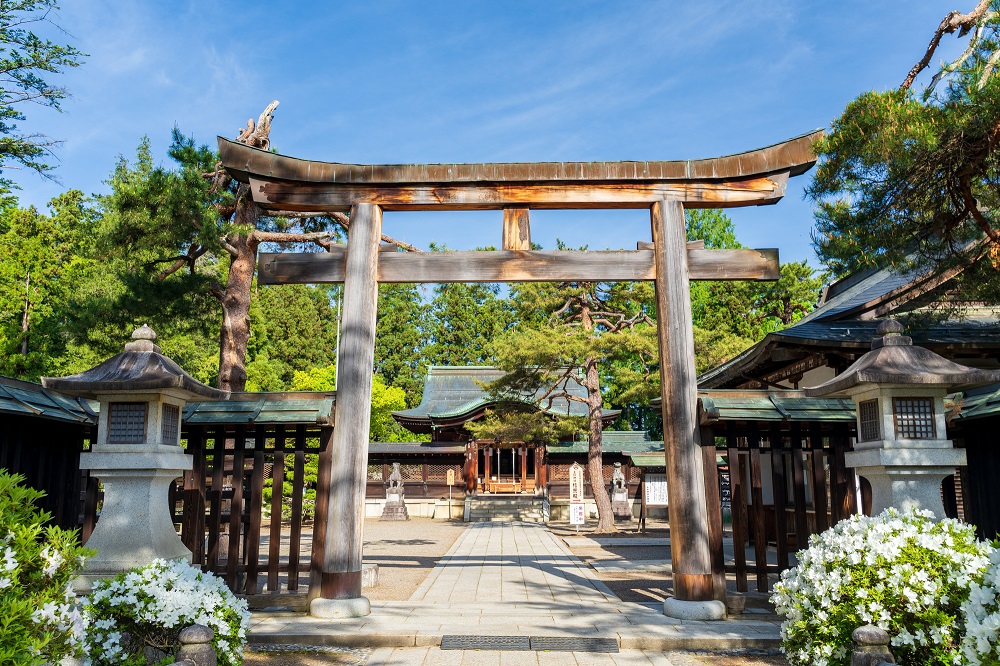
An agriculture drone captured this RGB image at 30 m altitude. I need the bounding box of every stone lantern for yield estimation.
[42,325,228,591]
[805,319,1000,519]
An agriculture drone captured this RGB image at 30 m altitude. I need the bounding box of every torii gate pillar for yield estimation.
[652,200,727,620]
[310,203,381,619]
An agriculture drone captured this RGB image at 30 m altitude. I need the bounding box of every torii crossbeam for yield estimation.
[218,129,822,620]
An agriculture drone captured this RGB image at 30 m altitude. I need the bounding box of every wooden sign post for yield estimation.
[447,468,455,505]
[640,472,669,532]
[569,462,585,532]
[217,129,821,620]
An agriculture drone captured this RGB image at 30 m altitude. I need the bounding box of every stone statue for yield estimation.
[387,462,404,498]
[381,462,409,521]
[612,463,627,494]
[611,462,632,521]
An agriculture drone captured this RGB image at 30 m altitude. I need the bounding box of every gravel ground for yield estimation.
[361,516,468,601]
[549,520,780,611]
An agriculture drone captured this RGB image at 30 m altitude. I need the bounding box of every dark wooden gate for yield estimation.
[699,391,864,593]
[171,423,331,598]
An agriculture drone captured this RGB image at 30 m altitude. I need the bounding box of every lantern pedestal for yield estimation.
[846,446,965,520]
[74,449,193,593]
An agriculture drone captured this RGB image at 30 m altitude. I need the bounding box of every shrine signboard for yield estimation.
[644,473,669,507]
[569,462,585,502]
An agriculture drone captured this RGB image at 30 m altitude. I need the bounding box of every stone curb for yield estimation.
[249,630,781,651]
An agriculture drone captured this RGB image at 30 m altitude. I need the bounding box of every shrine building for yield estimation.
[364,365,666,520]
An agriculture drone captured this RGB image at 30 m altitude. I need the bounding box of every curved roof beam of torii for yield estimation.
[218,129,823,213]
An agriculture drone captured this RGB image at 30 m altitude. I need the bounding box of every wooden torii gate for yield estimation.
[218,130,821,617]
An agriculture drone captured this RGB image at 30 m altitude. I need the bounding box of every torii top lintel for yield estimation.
[218,130,822,213]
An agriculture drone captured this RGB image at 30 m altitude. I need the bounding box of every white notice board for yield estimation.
[570,502,585,525]
[644,473,668,507]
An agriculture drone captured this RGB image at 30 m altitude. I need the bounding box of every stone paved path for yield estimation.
[410,521,618,604]
[250,521,780,658]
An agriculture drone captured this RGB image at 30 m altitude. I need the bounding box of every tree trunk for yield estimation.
[217,232,259,392]
[20,271,29,357]
[586,359,617,534]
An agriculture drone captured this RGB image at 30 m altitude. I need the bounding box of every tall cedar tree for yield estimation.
[424,246,514,367]
[245,284,340,391]
[0,0,84,190]
[375,282,429,405]
[476,276,657,533]
[809,1,1000,303]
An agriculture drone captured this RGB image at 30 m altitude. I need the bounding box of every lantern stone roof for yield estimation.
[41,325,229,401]
[805,320,1000,397]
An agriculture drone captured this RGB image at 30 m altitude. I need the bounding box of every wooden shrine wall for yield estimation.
[0,413,90,531]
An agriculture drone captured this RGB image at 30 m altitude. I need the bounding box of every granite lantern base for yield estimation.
[846,446,966,520]
[74,448,193,593]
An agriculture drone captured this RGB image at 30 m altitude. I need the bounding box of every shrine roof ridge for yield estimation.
[218,129,823,186]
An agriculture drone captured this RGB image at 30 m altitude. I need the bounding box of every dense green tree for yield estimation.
[374,282,428,405]
[0,0,84,189]
[686,209,823,351]
[291,364,412,442]
[0,191,95,378]
[425,274,513,367]
[244,284,339,391]
[809,1,1000,301]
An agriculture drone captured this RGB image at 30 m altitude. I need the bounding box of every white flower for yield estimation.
[772,507,990,666]
[0,545,16,573]
[84,558,249,666]
[40,545,63,577]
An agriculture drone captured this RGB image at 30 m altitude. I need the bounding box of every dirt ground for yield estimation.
[362,517,468,601]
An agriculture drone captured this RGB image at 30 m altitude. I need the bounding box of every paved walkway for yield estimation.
[410,521,617,605]
[249,521,780,659]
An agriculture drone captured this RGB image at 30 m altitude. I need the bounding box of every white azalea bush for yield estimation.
[84,558,250,666]
[771,508,990,666]
[962,548,1000,664]
[0,470,91,666]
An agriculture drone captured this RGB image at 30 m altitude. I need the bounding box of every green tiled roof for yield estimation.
[0,375,95,424]
[393,366,620,428]
[547,434,664,455]
[184,391,335,426]
[699,390,856,423]
[628,453,666,467]
[953,382,1000,421]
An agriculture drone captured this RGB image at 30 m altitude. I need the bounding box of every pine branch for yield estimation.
[902,0,993,90]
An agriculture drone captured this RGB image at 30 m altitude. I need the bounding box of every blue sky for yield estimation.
[15,2,963,267]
